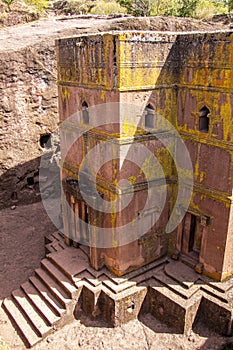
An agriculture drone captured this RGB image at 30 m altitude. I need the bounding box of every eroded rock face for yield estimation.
[0,0,40,29]
[0,44,58,208]
[0,16,106,209]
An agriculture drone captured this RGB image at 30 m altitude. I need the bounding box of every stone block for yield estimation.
[97,286,147,327]
[148,284,202,334]
[198,295,233,336]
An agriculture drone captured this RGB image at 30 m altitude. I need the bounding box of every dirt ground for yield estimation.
[0,201,232,350]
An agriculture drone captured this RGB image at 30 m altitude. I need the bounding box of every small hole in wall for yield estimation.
[27,177,34,186]
[11,192,18,200]
[127,302,135,313]
[39,133,51,149]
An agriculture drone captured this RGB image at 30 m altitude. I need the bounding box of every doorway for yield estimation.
[181,213,203,260]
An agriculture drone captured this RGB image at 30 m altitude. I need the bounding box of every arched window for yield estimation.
[82,101,89,125]
[199,106,210,133]
[145,104,155,129]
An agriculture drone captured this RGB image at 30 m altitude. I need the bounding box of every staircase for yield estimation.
[44,230,67,255]
[3,236,233,347]
[2,249,80,348]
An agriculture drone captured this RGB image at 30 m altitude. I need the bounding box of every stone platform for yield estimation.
[2,232,233,347]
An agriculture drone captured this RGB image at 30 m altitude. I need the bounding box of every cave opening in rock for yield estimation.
[27,177,34,186]
[39,133,51,149]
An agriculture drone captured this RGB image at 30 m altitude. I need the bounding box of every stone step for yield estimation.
[79,245,89,257]
[75,270,102,288]
[11,289,51,338]
[20,281,60,326]
[154,270,200,300]
[35,268,71,308]
[102,279,136,295]
[45,231,63,245]
[57,239,67,248]
[126,257,168,283]
[51,240,66,252]
[208,278,233,294]
[164,260,198,289]
[133,265,165,285]
[47,248,88,281]
[3,298,41,348]
[45,244,57,255]
[201,284,229,304]
[41,259,79,298]
[29,275,66,317]
[179,254,197,271]
[45,241,66,255]
[45,233,56,245]
[51,231,64,241]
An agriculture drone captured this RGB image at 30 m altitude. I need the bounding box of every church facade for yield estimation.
[57,30,233,282]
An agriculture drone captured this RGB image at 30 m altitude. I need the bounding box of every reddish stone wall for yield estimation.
[172,32,233,280]
[58,31,233,280]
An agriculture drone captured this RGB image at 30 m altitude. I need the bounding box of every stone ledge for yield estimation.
[47,245,233,336]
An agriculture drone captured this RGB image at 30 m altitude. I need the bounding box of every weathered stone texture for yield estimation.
[0,44,58,208]
[58,31,233,281]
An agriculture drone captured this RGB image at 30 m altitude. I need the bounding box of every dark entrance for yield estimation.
[181,213,203,260]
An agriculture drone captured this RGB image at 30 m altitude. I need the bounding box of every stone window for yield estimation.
[199,106,210,133]
[82,101,89,125]
[145,104,155,129]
